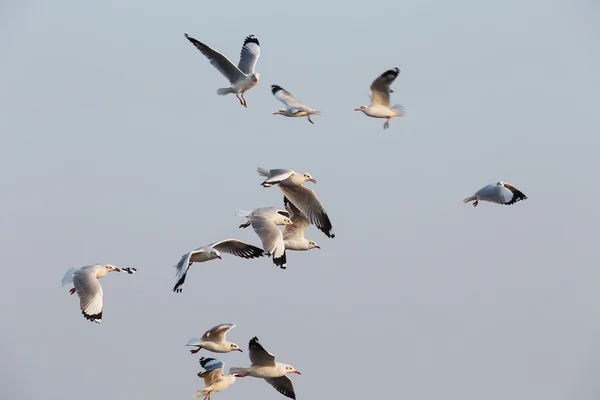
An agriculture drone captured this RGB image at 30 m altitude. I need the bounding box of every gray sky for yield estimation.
[2,0,600,399]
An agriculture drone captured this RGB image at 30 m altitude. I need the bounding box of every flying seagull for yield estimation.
[173,239,267,293]
[184,34,260,107]
[463,181,528,207]
[186,323,243,354]
[194,357,246,400]
[229,337,301,400]
[354,67,404,129]
[271,85,322,124]
[283,196,320,251]
[61,264,137,323]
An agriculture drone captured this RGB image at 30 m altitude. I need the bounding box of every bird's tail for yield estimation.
[186,338,203,347]
[194,389,209,399]
[257,167,270,177]
[61,267,79,287]
[217,87,235,96]
[463,195,477,204]
[392,104,405,116]
[235,209,252,217]
[311,110,322,116]
[228,367,249,375]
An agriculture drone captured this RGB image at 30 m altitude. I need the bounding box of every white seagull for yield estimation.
[354,67,404,129]
[236,208,295,269]
[61,264,137,323]
[173,239,267,293]
[283,196,320,251]
[463,181,528,207]
[229,337,301,400]
[184,33,260,107]
[257,167,335,239]
[194,357,247,400]
[271,85,322,124]
[186,323,243,354]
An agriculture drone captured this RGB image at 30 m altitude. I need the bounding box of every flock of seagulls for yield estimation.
[60,32,530,399]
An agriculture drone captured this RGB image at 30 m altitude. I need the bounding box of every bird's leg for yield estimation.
[190,348,201,354]
[241,92,247,108]
[235,93,244,106]
[203,394,209,400]
[473,200,478,207]
[69,287,76,295]
[383,117,390,129]
[307,115,314,124]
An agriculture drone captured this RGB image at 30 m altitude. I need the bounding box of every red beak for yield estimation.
[310,178,317,183]
[354,108,361,111]
[315,245,321,249]
[237,348,243,352]
[114,267,121,272]
[217,255,222,259]
[294,370,301,375]
[291,223,297,227]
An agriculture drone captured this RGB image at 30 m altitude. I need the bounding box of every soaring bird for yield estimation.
[271,85,322,124]
[463,181,528,207]
[354,67,404,129]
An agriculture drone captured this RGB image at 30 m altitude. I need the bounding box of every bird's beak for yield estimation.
[315,245,321,249]
[354,108,360,111]
[310,178,317,184]
[294,370,301,375]
[114,267,121,272]
[217,255,222,260]
[234,373,247,377]
[291,223,297,227]
[272,112,278,115]
[237,348,243,352]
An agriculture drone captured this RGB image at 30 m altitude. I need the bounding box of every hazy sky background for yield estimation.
[2,0,600,399]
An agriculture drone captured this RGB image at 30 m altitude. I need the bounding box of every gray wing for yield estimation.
[502,183,528,205]
[72,269,103,323]
[201,323,235,342]
[237,35,260,74]
[370,67,400,107]
[265,376,296,400]
[248,337,276,366]
[184,34,245,84]
[250,215,286,268]
[271,85,304,112]
[210,239,267,259]
[283,196,311,240]
[261,169,295,186]
[280,184,335,238]
[173,249,203,293]
[198,358,225,386]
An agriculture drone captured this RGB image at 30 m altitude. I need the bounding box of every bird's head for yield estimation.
[497,181,505,186]
[354,105,368,113]
[252,73,260,82]
[230,343,243,352]
[105,264,121,273]
[308,240,320,250]
[211,249,222,260]
[302,173,316,184]
[284,364,301,375]
[273,109,286,116]
[276,216,296,227]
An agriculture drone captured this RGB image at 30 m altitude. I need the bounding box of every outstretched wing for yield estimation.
[265,376,296,399]
[210,239,267,259]
[248,336,276,366]
[198,357,225,386]
[201,323,236,342]
[271,85,303,111]
[237,35,260,74]
[280,184,335,238]
[72,269,104,323]
[184,34,244,84]
[370,67,400,107]
[283,196,311,240]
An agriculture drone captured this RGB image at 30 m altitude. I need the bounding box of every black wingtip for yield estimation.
[273,251,287,269]
[173,274,186,293]
[271,85,284,94]
[199,357,216,368]
[82,309,102,323]
[243,34,260,47]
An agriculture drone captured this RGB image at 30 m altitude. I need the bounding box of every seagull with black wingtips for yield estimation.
[271,85,322,124]
[463,181,528,207]
[354,67,405,129]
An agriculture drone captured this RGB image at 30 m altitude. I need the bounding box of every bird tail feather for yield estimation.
[235,209,252,217]
[228,367,247,375]
[392,104,405,116]
[463,195,477,203]
[186,338,203,347]
[217,87,235,96]
[257,167,270,177]
[194,389,209,398]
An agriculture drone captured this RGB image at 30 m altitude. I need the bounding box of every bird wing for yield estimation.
[184,34,245,84]
[265,376,296,400]
[283,196,311,240]
[173,248,204,293]
[237,35,260,74]
[280,184,335,238]
[250,215,286,267]
[248,337,276,366]
[210,239,267,259]
[201,323,235,342]
[198,358,225,386]
[72,268,104,323]
[370,67,400,107]
[271,85,304,111]
[502,183,528,205]
[474,184,507,205]
[62,266,83,287]
[260,168,295,186]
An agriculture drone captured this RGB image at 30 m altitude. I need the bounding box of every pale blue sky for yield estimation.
[2,0,600,399]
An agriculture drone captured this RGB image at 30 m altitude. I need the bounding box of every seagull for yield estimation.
[463,181,528,207]
[283,196,320,251]
[354,67,404,129]
[184,33,260,107]
[236,208,295,269]
[173,239,267,293]
[194,357,247,400]
[186,323,243,354]
[271,85,322,124]
[61,264,137,323]
[257,167,335,239]
[229,337,300,400]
